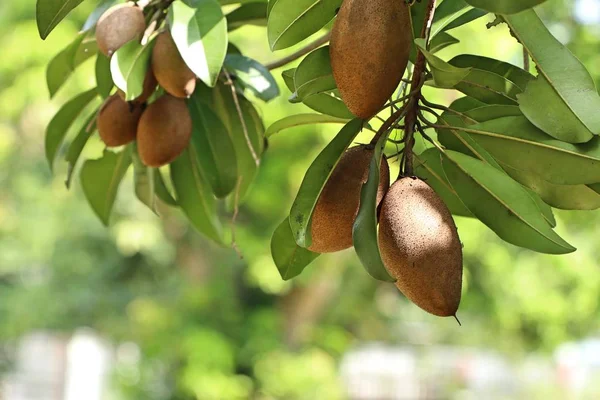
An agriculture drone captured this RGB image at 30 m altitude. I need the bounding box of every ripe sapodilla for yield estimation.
[151,31,197,98]
[95,2,146,57]
[137,94,192,167]
[330,0,411,119]
[378,178,463,317]
[97,94,143,147]
[308,146,390,253]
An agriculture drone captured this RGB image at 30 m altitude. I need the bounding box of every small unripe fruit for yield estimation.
[137,94,192,167]
[97,94,143,147]
[330,0,411,119]
[151,31,196,98]
[95,3,146,57]
[378,178,463,317]
[309,146,390,253]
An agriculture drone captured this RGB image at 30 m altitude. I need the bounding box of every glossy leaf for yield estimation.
[415,39,470,89]
[170,149,224,244]
[266,114,349,138]
[464,0,548,14]
[132,144,157,214]
[227,3,267,31]
[37,0,86,39]
[271,218,320,280]
[110,39,153,101]
[267,0,341,50]
[80,147,133,226]
[154,169,178,207]
[82,0,117,31]
[47,34,93,97]
[504,10,600,143]
[289,119,363,248]
[168,0,228,87]
[224,54,279,101]
[294,46,336,100]
[441,151,574,254]
[65,112,97,189]
[352,134,396,282]
[95,53,114,99]
[45,89,98,170]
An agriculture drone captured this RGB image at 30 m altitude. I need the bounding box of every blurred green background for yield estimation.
[0,0,600,399]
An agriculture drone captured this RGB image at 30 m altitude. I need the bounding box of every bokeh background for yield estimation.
[1,0,600,399]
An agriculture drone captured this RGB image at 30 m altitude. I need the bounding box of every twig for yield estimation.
[523,47,530,72]
[230,177,243,259]
[265,33,331,70]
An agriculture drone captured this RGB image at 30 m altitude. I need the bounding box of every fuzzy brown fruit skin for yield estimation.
[330,0,411,119]
[137,94,192,167]
[378,178,463,317]
[308,146,390,253]
[97,94,143,147]
[118,69,157,105]
[95,3,146,57]
[151,32,197,98]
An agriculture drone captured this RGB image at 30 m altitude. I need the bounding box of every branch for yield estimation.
[265,33,331,70]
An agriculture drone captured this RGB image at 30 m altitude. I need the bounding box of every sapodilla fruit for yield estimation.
[137,94,192,167]
[96,2,146,56]
[97,94,143,147]
[330,0,411,119]
[378,178,463,317]
[118,69,157,105]
[151,31,196,98]
[308,146,390,253]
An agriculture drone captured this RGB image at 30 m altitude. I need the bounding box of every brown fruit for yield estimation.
[95,3,146,57]
[378,178,463,317]
[97,94,143,147]
[151,31,196,98]
[118,69,157,105]
[137,94,192,167]
[308,146,390,253]
[330,0,411,119]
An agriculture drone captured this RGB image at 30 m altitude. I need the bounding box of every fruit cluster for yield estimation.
[96,3,196,167]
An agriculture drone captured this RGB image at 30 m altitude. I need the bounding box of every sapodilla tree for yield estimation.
[39,0,600,320]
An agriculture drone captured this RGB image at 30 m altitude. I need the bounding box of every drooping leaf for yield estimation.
[464,0,548,15]
[415,39,471,89]
[80,147,133,226]
[154,168,178,207]
[266,114,349,138]
[110,39,153,101]
[441,151,574,254]
[168,0,228,87]
[132,143,157,214]
[65,112,97,189]
[294,46,336,100]
[46,33,94,97]
[224,54,279,101]
[46,89,98,169]
[352,133,396,282]
[429,32,460,54]
[267,0,341,50]
[37,0,86,39]
[271,218,320,280]
[504,10,600,143]
[170,149,224,244]
[227,3,267,31]
[289,119,363,248]
[95,53,114,98]
[431,0,473,37]
[443,8,487,31]
[188,91,239,198]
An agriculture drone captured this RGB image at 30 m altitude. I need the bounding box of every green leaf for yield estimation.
[414,149,472,217]
[441,151,574,254]
[352,135,395,282]
[267,0,341,50]
[110,39,153,101]
[170,149,224,244]
[504,10,600,143]
[227,3,267,31]
[37,0,86,39]
[224,54,279,102]
[294,46,336,100]
[80,147,133,226]
[415,39,471,89]
[266,114,349,138]
[132,144,157,214]
[82,0,117,32]
[65,112,97,189]
[188,92,239,198]
[450,55,534,91]
[289,119,363,248]
[431,0,473,37]
[449,116,600,185]
[271,218,320,280]
[95,53,114,99]
[503,164,600,211]
[154,169,178,207]
[302,91,354,119]
[46,89,98,170]
[443,8,487,32]
[429,32,460,54]
[282,68,296,92]
[46,33,94,97]
[464,0,548,14]
[168,0,228,87]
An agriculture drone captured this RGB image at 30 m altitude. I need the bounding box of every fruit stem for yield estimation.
[401,0,437,179]
[265,33,332,70]
[454,314,462,326]
[369,99,413,146]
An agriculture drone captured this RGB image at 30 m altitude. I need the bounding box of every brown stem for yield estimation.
[265,33,331,70]
[369,99,413,146]
[401,0,437,178]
